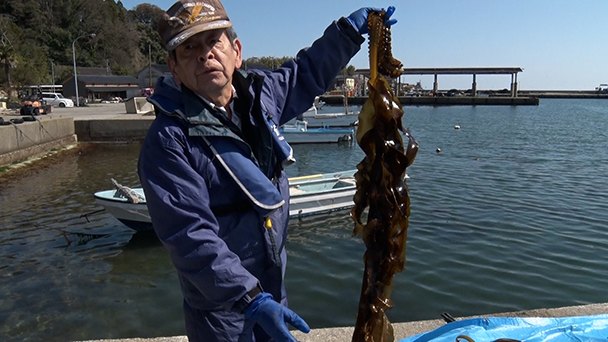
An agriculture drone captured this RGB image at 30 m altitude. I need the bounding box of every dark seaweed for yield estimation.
[351,10,419,342]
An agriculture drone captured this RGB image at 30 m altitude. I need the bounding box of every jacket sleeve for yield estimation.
[138,124,259,310]
[256,17,365,125]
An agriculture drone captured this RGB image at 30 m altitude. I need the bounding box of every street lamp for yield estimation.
[72,33,96,107]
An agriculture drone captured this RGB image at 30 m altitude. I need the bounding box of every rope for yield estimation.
[8,121,42,146]
[79,208,106,223]
[32,116,57,140]
[8,116,62,147]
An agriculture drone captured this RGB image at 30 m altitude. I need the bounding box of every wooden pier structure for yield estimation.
[323,66,539,106]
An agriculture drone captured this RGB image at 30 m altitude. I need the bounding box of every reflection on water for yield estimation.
[2,99,608,340]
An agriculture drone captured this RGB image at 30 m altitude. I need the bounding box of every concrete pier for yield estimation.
[321,95,540,106]
[48,102,155,142]
[0,103,153,169]
[76,302,608,342]
[0,116,77,167]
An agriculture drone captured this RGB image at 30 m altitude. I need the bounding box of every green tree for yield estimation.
[0,33,17,88]
[0,16,22,88]
[243,56,294,70]
[0,1,354,93]
[343,64,356,76]
[130,3,167,65]
[10,49,49,87]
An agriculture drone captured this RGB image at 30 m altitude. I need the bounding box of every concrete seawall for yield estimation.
[0,116,77,167]
[76,302,608,342]
[53,102,154,142]
[74,118,153,142]
[0,103,152,168]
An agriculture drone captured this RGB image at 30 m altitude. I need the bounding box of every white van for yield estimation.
[42,92,74,108]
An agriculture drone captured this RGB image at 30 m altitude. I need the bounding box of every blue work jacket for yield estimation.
[137,18,364,313]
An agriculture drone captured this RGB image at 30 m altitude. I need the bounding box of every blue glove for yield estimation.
[244,292,310,342]
[346,6,397,35]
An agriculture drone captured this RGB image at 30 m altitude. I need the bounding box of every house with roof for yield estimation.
[75,67,112,76]
[134,63,275,91]
[136,64,171,90]
[62,74,140,102]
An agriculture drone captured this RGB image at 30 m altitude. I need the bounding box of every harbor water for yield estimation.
[1,98,608,341]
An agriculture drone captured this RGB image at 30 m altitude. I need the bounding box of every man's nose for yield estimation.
[197,48,213,62]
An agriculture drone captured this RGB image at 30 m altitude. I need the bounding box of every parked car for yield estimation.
[41,92,74,108]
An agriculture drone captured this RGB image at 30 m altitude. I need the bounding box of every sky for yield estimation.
[121,0,607,91]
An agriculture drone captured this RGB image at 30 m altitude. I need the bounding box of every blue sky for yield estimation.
[121,0,607,90]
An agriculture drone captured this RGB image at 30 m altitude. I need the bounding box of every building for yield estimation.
[136,64,171,90]
[62,75,140,102]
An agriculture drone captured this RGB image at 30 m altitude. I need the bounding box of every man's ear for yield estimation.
[234,38,243,69]
[167,55,182,85]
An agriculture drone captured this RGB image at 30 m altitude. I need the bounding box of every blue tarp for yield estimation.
[399,314,608,342]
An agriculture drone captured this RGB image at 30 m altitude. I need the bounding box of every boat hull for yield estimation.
[280,119,356,144]
[296,112,359,128]
[289,183,356,218]
[281,130,355,144]
[94,191,152,232]
[94,170,360,231]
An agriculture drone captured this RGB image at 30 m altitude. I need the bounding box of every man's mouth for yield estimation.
[199,67,221,75]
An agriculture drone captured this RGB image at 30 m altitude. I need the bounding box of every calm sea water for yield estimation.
[1,98,608,341]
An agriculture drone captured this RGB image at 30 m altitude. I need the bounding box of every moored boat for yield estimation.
[295,97,359,128]
[279,120,355,144]
[94,170,376,231]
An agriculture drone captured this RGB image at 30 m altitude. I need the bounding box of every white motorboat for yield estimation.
[94,170,368,232]
[279,120,355,144]
[296,97,359,128]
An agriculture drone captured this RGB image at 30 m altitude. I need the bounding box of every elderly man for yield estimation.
[138,1,397,341]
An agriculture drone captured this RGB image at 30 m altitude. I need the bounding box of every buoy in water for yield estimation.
[436,148,441,153]
[454,125,461,130]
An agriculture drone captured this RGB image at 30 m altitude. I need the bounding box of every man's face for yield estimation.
[168,29,242,103]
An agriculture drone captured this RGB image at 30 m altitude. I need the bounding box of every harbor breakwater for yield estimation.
[321,90,608,106]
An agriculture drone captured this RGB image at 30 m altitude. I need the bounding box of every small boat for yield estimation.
[94,170,368,232]
[295,96,359,128]
[294,108,359,128]
[94,187,151,232]
[279,120,355,144]
[288,170,357,218]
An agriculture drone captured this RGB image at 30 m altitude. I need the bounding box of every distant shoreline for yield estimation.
[519,90,608,98]
[320,91,608,106]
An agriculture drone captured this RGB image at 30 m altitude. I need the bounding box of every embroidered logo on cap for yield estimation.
[168,2,217,27]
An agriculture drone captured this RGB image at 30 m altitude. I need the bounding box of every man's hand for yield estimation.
[346,6,397,35]
[244,292,310,342]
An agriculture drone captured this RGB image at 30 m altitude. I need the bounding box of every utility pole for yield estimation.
[148,44,152,88]
[72,33,96,107]
[50,59,55,92]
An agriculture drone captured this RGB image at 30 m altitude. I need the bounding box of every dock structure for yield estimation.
[321,66,535,106]
[355,67,524,97]
[403,67,522,97]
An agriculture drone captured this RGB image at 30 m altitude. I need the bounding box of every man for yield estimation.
[138,1,397,341]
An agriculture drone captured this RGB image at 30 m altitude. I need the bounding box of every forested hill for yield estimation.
[1,0,169,88]
[0,0,311,92]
